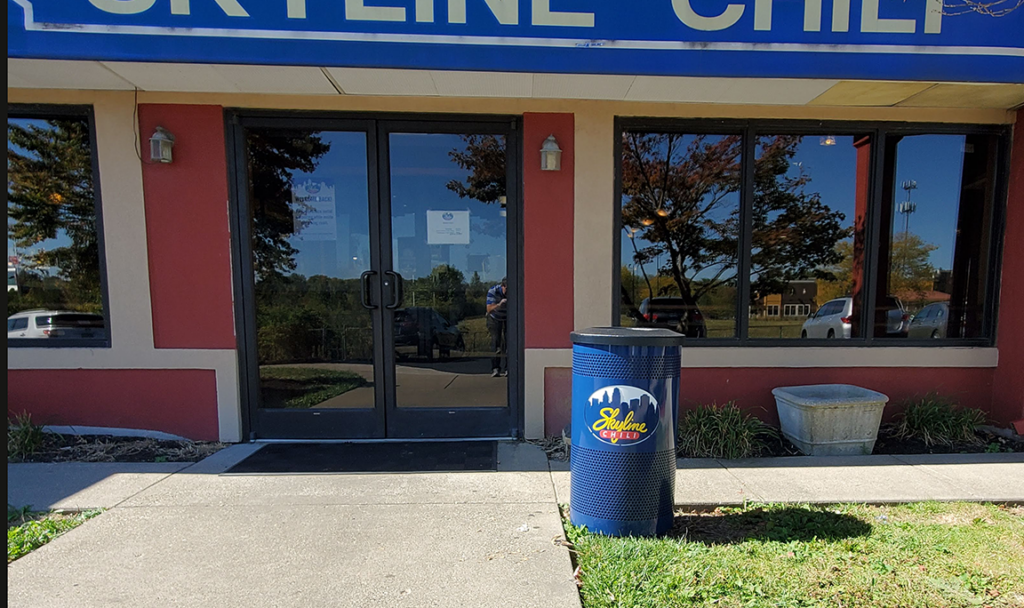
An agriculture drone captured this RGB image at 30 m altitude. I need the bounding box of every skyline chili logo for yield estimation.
[585,385,659,446]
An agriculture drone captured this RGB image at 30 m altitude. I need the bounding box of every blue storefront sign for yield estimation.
[7,0,1023,83]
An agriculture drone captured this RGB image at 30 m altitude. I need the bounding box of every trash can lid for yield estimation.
[570,327,686,347]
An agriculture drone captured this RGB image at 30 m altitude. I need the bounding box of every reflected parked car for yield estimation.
[801,298,852,339]
[635,297,707,338]
[907,302,948,339]
[7,310,106,340]
[393,307,465,359]
[880,295,912,337]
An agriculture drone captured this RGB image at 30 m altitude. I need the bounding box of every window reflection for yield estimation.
[389,133,509,408]
[246,129,375,409]
[749,134,870,340]
[879,134,997,339]
[620,132,742,338]
[7,115,107,343]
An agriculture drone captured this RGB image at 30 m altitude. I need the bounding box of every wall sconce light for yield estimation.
[150,127,176,164]
[540,135,562,171]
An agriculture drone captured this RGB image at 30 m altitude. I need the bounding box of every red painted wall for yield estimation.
[7,370,220,441]
[543,367,996,436]
[992,111,1024,422]
[523,113,574,348]
[138,105,235,350]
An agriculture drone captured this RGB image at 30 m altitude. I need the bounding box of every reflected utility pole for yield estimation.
[898,180,918,236]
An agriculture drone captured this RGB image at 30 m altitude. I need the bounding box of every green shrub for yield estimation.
[885,395,986,447]
[7,412,46,461]
[677,402,777,459]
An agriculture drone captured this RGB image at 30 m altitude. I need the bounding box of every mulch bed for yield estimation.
[714,426,1021,458]
[539,427,1020,461]
[10,434,225,463]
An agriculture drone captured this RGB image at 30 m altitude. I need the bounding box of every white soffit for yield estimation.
[100,62,338,94]
[532,73,636,100]
[429,70,534,98]
[210,65,339,95]
[326,68,438,96]
[626,76,839,105]
[8,59,1023,109]
[719,78,839,106]
[7,59,134,90]
[625,77,737,104]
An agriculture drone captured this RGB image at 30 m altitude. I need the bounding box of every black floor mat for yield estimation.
[225,441,498,474]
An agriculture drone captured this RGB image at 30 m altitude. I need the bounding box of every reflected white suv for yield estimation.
[801,298,852,339]
[8,310,106,340]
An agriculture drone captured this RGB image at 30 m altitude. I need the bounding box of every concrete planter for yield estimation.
[772,384,889,456]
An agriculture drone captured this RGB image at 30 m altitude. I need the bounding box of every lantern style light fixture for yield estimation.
[540,135,562,171]
[150,127,176,164]
[819,135,837,147]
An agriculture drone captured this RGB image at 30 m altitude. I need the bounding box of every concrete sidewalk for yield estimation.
[8,445,1024,608]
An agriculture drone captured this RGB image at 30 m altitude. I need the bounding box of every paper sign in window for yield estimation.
[292,179,337,241]
[426,210,470,245]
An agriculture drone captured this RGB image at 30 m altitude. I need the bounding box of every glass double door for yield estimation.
[234,118,518,439]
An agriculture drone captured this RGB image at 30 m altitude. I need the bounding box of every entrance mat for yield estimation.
[225,441,498,474]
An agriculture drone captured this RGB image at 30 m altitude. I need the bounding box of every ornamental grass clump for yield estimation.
[885,394,986,448]
[677,402,777,460]
[7,412,46,461]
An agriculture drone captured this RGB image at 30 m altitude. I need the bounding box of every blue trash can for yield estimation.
[569,327,684,537]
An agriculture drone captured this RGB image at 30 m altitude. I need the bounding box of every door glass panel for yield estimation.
[247,129,376,410]
[388,133,509,409]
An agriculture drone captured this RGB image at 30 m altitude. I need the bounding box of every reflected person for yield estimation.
[486,277,508,378]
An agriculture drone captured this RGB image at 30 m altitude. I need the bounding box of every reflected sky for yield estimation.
[389,133,507,284]
[891,135,966,271]
[278,131,506,283]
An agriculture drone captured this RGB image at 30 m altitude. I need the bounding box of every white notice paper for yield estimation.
[426,210,470,245]
[292,179,337,241]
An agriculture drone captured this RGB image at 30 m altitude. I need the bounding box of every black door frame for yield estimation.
[225,111,523,441]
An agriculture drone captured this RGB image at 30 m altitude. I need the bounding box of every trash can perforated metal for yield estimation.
[569,327,684,537]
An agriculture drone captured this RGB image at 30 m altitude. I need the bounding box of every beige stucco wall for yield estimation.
[7,90,242,442]
[8,88,1012,439]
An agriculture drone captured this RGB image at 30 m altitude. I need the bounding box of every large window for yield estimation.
[8,106,109,347]
[615,121,1007,346]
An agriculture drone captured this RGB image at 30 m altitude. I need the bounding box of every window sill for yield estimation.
[677,346,997,368]
[8,339,111,349]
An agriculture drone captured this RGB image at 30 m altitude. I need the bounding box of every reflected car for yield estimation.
[907,302,948,339]
[8,310,106,340]
[635,297,707,338]
[880,296,912,337]
[393,307,465,359]
[801,297,853,339]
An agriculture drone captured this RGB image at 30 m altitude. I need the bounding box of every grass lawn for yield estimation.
[259,366,369,408]
[565,502,1024,608]
[8,506,102,563]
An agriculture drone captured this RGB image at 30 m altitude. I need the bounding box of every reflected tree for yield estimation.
[621,133,850,313]
[8,118,101,312]
[446,134,506,203]
[446,134,508,239]
[246,130,330,279]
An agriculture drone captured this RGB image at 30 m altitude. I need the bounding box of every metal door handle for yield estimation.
[360,271,378,310]
[384,271,404,310]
